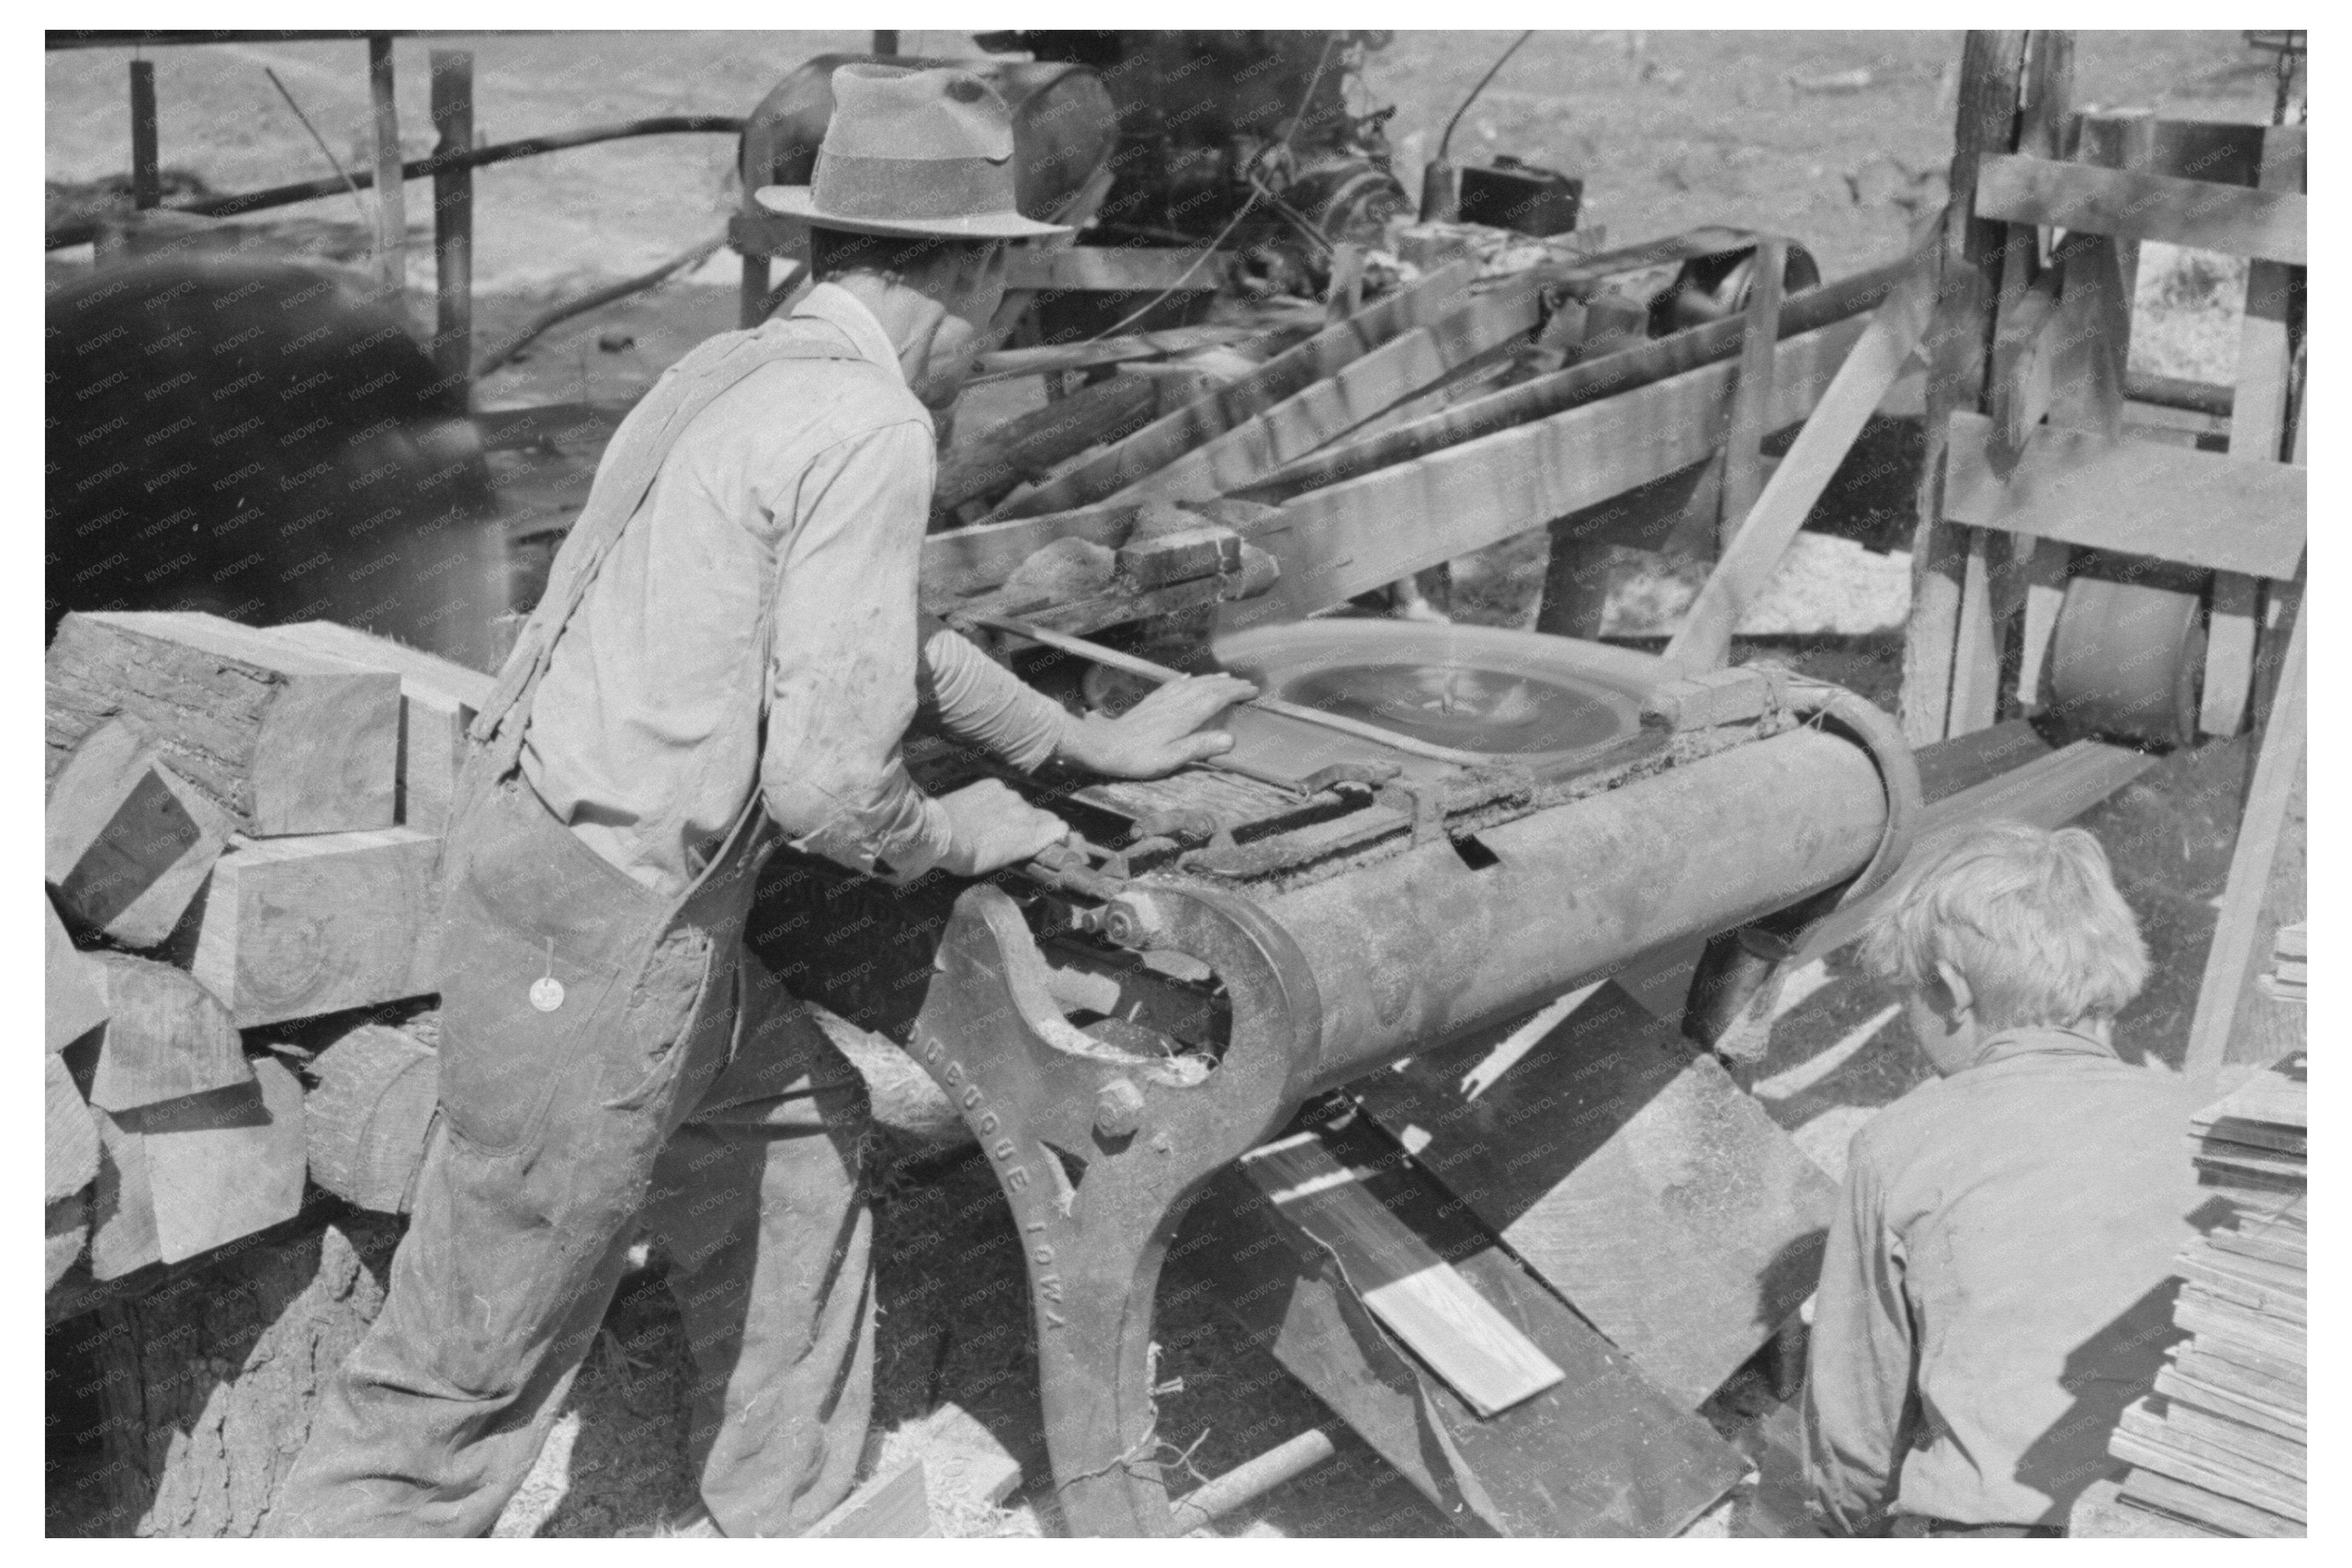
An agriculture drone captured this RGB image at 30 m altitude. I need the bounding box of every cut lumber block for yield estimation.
[47,1192,90,1291]
[181,827,443,1027]
[260,621,493,834]
[1941,414,2305,579]
[1224,314,1871,631]
[46,895,111,1054]
[83,952,252,1113]
[1974,153,2306,266]
[45,716,234,948]
[1663,258,1933,670]
[47,1051,101,1201]
[1354,981,1837,1408]
[992,259,1479,519]
[304,1022,440,1214]
[88,1054,306,1279]
[1240,1132,1566,1418]
[46,610,402,836]
[899,1402,1024,1517]
[808,1458,938,1538]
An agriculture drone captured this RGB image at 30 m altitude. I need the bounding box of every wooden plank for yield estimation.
[1225,315,1870,631]
[181,828,443,1028]
[1942,414,2305,580]
[262,621,493,834]
[1945,528,2001,733]
[46,1193,90,1292]
[901,1403,1023,1516]
[1975,154,2306,266]
[1003,246,1230,294]
[808,1459,938,1538]
[2119,1466,2301,1538]
[45,717,234,947]
[2185,609,2303,1095]
[2155,1365,2305,1444]
[969,320,1296,385]
[1718,235,1787,542]
[935,374,1166,516]
[46,896,111,1054]
[2175,1344,2303,1409]
[88,1056,307,1279]
[990,260,1480,519]
[2141,1399,2305,1480]
[1900,29,2029,748]
[47,1052,102,1202]
[1123,284,1545,504]
[1352,981,1837,1409]
[2176,1293,2303,1367]
[2012,538,2070,708]
[2110,1431,2303,1522]
[84,952,253,1113]
[46,610,402,836]
[1662,263,1933,670]
[1240,1132,1566,1418]
[2069,1476,2223,1538]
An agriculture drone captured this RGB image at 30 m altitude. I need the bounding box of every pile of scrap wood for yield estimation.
[2103,1055,2306,1536]
[44,610,485,1310]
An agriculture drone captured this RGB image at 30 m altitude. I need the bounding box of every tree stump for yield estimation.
[79,1212,401,1537]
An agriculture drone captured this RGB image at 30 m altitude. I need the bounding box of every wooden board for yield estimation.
[181,828,443,1027]
[84,952,253,1113]
[46,610,402,836]
[88,1054,306,1278]
[991,260,1479,519]
[44,716,234,948]
[2069,1476,2222,1538]
[2137,1398,2305,1480]
[2155,1364,2305,1444]
[1224,315,1871,630]
[807,1459,937,1538]
[46,895,111,1054]
[1942,414,2305,580]
[1352,980,1837,1408]
[262,620,494,834]
[2110,1430,2303,1523]
[1124,284,1545,505]
[46,1192,89,1291]
[1718,236,1787,539]
[1974,153,2306,266]
[46,1051,101,1202]
[1003,246,1229,294]
[2119,1465,2301,1539]
[1239,1132,1566,1418]
[935,374,1166,515]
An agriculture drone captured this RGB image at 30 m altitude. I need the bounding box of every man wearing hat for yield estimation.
[273,65,1251,1537]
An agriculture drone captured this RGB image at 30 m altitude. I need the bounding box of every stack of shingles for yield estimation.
[44,611,487,1296]
[2105,1055,2307,1538]
[2258,923,2306,1005]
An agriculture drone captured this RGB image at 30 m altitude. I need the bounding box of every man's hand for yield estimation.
[934,779,1071,876]
[1059,673,1259,780]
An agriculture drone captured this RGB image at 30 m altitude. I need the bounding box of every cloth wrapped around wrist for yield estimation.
[917,627,1073,772]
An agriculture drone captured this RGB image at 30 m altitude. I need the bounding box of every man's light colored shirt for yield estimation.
[1802,1026,2199,1533]
[520,283,1063,895]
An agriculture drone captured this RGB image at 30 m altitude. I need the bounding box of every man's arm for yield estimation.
[1801,1141,1918,1536]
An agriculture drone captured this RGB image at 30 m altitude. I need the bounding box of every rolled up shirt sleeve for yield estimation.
[761,420,955,879]
[1801,1140,1918,1536]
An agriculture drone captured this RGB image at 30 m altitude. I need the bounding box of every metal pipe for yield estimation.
[1241,256,1910,503]
[1169,1428,1339,1533]
[1262,726,1890,1091]
[46,115,746,250]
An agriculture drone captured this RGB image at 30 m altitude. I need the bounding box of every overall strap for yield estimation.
[470,322,868,777]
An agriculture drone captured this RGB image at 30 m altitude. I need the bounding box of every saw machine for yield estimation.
[755,593,1920,1534]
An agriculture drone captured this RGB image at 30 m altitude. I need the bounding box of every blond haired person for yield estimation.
[1802,822,2198,1538]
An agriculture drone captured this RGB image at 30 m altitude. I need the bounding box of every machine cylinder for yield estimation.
[1262,726,1890,1093]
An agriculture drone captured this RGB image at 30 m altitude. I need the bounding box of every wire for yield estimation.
[1076,32,1343,345]
[1436,30,1535,165]
[264,67,371,225]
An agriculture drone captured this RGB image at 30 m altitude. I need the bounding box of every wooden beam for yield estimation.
[47,611,402,837]
[181,828,442,1028]
[128,59,160,210]
[968,320,1297,386]
[807,1459,938,1538]
[934,374,1167,517]
[1975,154,2306,266]
[1121,283,1546,505]
[1941,414,2305,579]
[45,717,235,949]
[1223,315,1870,630]
[262,621,495,834]
[1663,262,1932,670]
[1003,246,1231,294]
[2185,608,2305,1096]
[429,50,474,402]
[88,1056,307,1279]
[1901,29,2029,746]
[1240,1132,1566,1419]
[366,35,407,314]
[1718,236,1787,544]
[47,1053,101,1203]
[83,952,253,1114]
[989,260,1479,519]
[46,896,111,1054]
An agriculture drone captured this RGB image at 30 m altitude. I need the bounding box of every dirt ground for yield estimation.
[44,29,2281,1539]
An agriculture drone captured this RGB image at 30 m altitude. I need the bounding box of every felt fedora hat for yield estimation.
[756,64,1070,241]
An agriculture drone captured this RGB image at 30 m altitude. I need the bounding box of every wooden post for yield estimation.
[366,36,408,318]
[129,60,160,210]
[1718,236,1786,546]
[1898,30,2027,745]
[873,30,900,55]
[738,117,775,329]
[430,50,474,404]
